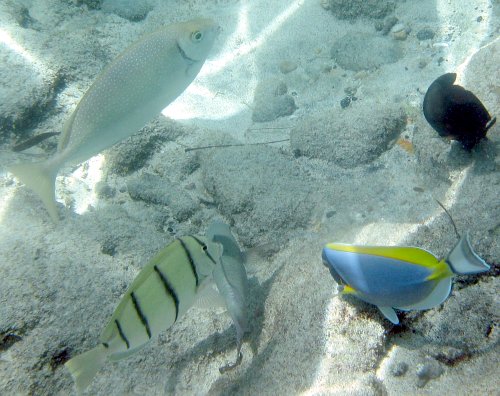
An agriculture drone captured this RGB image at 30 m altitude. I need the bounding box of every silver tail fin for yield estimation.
[446,232,490,275]
[9,158,60,223]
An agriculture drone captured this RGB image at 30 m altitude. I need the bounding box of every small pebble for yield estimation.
[279,60,298,74]
[101,237,118,256]
[354,71,368,80]
[252,79,297,122]
[344,86,357,96]
[320,0,331,10]
[392,30,407,40]
[416,28,435,41]
[382,16,399,35]
[325,210,336,218]
[391,24,408,40]
[340,97,351,109]
[418,59,428,69]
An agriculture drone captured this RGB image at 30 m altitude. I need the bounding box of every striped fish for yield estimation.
[65,234,222,392]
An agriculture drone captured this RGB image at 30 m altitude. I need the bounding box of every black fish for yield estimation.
[423,73,496,150]
[12,132,60,152]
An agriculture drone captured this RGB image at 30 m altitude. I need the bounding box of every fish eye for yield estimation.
[191,31,203,42]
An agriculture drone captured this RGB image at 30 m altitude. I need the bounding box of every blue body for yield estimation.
[322,249,437,308]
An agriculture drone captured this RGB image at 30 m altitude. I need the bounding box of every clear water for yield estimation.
[0,1,498,395]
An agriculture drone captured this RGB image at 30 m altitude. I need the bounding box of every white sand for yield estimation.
[0,0,499,394]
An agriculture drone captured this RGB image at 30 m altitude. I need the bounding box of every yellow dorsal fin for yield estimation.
[325,243,440,268]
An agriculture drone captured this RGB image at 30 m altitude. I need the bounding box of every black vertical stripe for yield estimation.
[131,292,152,339]
[154,265,179,321]
[191,235,217,265]
[177,237,199,286]
[115,319,130,349]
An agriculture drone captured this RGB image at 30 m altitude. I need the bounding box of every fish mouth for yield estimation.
[176,42,198,64]
[322,249,347,286]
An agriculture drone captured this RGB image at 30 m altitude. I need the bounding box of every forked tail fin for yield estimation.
[446,232,490,275]
[65,344,108,393]
[8,159,59,223]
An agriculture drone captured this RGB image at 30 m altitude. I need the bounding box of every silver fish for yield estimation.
[9,18,219,222]
[207,221,249,372]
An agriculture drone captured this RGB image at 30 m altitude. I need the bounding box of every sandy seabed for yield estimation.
[0,0,499,395]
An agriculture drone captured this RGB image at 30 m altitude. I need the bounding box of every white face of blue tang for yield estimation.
[322,248,346,286]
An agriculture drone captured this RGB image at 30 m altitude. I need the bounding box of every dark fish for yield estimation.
[12,132,60,152]
[423,73,496,150]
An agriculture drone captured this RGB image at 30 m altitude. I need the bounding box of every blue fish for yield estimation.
[322,233,490,324]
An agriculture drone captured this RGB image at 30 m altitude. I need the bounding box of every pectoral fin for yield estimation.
[378,306,400,324]
[195,281,226,310]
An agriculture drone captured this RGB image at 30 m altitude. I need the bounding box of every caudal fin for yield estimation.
[447,232,490,275]
[9,160,59,223]
[65,344,108,393]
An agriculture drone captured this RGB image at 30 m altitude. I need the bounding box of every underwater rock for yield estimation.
[389,361,408,377]
[6,3,42,30]
[423,73,496,150]
[252,79,297,122]
[95,181,116,199]
[413,277,499,352]
[0,57,62,142]
[107,118,185,176]
[415,358,444,387]
[331,33,403,71]
[416,28,435,41]
[290,103,406,168]
[322,0,396,20]
[378,16,399,35]
[127,173,197,222]
[101,0,154,22]
[340,97,351,109]
[76,0,102,9]
[279,60,298,74]
[199,145,315,254]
